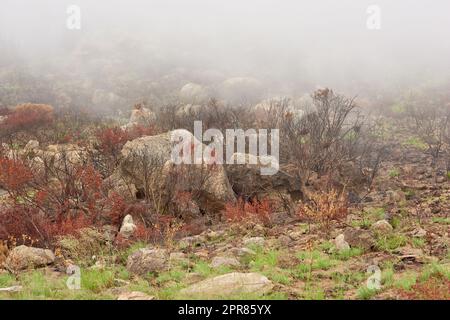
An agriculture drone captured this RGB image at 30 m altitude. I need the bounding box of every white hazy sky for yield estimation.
[1,0,449,93]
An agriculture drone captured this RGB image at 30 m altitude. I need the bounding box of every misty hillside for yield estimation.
[0,0,449,301]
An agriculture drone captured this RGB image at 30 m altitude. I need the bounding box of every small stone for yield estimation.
[343,228,376,250]
[114,278,130,287]
[230,247,256,257]
[119,215,137,238]
[169,252,189,266]
[243,237,265,248]
[0,286,23,293]
[185,272,204,284]
[126,248,168,276]
[371,220,393,234]
[117,291,155,300]
[210,256,240,268]
[334,234,350,251]
[411,227,427,238]
[179,235,206,248]
[277,235,292,247]
[436,176,445,183]
[253,224,265,233]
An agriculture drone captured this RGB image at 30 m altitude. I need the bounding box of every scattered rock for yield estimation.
[126,248,168,276]
[184,272,204,284]
[243,237,265,248]
[343,228,375,250]
[179,272,273,298]
[371,220,393,234]
[410,227,427,238]
[119,214,137,238]
[210,256,240,268]
[277,235,292,247]
[114,279,131,287]
[5,246,55,271]
[179,235,206,248]
[117,291,155,300]
[0,286,23,293]
[395,247,426,264]
[436,176,445,183]
[169,252,189,266]
[334,234,350,251]
[387,190,406,203]
[230,247,256,257]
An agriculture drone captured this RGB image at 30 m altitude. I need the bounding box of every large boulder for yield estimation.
[110,130,235,212]
[343,228,376,251]
[179,83,210,104]
[226,154,304,201]
[124,104,156,129]
[4,245,55,271]
[179,272,273,298]
[126,248,169,276]
[253,98,305,126]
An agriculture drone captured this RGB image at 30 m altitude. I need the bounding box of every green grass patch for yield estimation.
[376,234,407,252]
[333,247,363,261]
[393,272,417,291]
[388,168,400,178]
[356,286,378,300]
[402,137,427,151]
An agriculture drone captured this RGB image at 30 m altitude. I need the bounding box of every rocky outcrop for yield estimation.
[226,155,304,202]
[108,130,235,212]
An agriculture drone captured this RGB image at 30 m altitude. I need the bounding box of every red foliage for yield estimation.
[95,126,129,157]
[398,276,450,300]
[95,124,159,159]
[107,192,127,226]
[0,205,42,245]
[0,157,34,196]
[223,198,273,225]
[4,103,54,132]
[126,124,159,140]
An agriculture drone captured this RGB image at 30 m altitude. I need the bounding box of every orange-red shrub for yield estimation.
[223,198,273,225]
[4,103,54,132]
[0,157,34,196]
[296,189,348,233]
[398,276,450,300]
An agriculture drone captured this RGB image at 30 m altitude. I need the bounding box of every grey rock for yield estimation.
[126,248,168,275]
[179,272,273,298]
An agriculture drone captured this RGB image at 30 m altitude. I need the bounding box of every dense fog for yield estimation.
[1,0,449,111]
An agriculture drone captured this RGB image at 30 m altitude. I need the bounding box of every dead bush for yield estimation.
[296,188,348,234]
